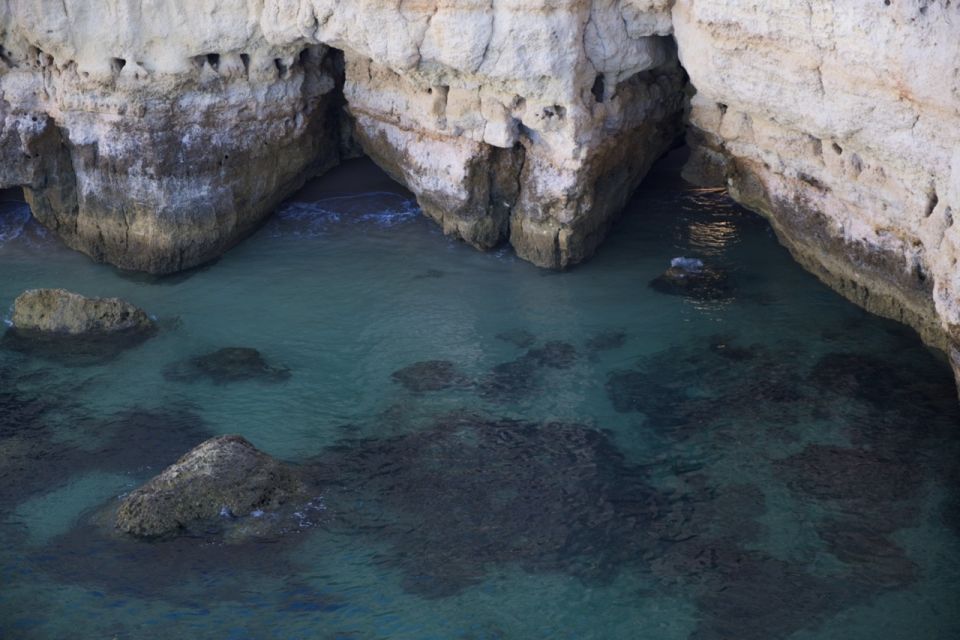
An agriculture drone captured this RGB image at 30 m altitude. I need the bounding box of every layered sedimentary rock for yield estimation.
[0,1,685,272]
[0,2,345,273]
[672,0,960,382]
[304,1,686,267]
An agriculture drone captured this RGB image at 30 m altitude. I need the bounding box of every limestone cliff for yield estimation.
[672,0,960,383]
[2,1,959,385]
[0,1,685,272]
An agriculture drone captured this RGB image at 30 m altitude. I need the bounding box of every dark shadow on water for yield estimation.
[113,258,221,286]
[1,327,157,367]
[314,412,666,598]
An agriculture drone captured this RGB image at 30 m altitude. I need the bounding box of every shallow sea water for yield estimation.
[0,157,958,639]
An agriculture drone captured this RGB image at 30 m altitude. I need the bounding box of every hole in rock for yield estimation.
[206,53,220,70]
[592,73,606,103]
[832,142,843,155]
[239,53,250,72]
[925,190,939,217]
[110,58,126,74]
[542,105,566,119]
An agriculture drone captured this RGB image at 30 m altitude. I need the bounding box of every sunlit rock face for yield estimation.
[0,2,346,273]
[672,0,960,386]
[0,1,685,272]
[308,1,687,268]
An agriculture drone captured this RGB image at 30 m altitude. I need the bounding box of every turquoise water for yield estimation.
[1,158,959,639]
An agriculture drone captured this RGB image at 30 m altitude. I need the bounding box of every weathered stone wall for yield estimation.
[0,0,685,272]
[672,0,960,383]
[3,0,959,387]
[1,2,346,273]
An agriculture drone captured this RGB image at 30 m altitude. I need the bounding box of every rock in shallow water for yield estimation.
[164,347,291,384]
[115,435,315,538]
[649,260,734,301]
[316,414,664,597]
[10,289,155,336]
[585,330,627,352]
[391,360,469,392]
[2,289,157,365]
[495,329,536,349]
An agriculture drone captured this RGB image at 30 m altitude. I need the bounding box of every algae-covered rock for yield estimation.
[391,360,469,392]
[115,435,312,538]
[11,289,155,336]
[3,289,157,365]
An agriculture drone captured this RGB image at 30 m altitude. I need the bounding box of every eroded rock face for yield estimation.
[115,435,314,538]
[0,1,685,272]
[0,3,346,273]
[671,0,960,390]
[10,288,154,336]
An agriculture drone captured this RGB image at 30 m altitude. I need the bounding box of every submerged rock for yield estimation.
[776,444,925,503]
[526,340,578,369]
[164,347,291,384]
[391,360,469,392]
[318,414,663,597]
[3,289,156,365]
[649,258,733,300]
[115,435,314,538]
[495,329,536,349]
[585,330,627,352]
[478,357,540,403]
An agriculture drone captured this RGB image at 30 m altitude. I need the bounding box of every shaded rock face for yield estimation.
[0,1,685,273]
[671,0,960,392]
[115,435,314,538]
[164,347,291,384]
[3,289,156,364]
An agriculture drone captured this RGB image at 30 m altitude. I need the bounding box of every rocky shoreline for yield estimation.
[1,1,958,389]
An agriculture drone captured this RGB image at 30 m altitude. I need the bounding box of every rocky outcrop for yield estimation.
[10,288,155,336]
[2,2,959,388]
[0,1,685,272]
[115,435,313,538]
[323,3,686,268]
[672,0,960,385]
[1,3,346,273]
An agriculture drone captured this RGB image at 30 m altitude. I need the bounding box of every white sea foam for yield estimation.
[268,192,420,238]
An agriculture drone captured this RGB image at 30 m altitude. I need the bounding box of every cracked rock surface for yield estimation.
[672,0,960,390]
[0,0,684,272]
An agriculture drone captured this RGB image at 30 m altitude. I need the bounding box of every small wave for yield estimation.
[0,203,50,247]
[267,192,420,238]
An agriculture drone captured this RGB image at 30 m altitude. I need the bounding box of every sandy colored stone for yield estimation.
[0,1,684,272]
[11,288,155,336]
[672,0,960,391]
[115,435,311,538]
